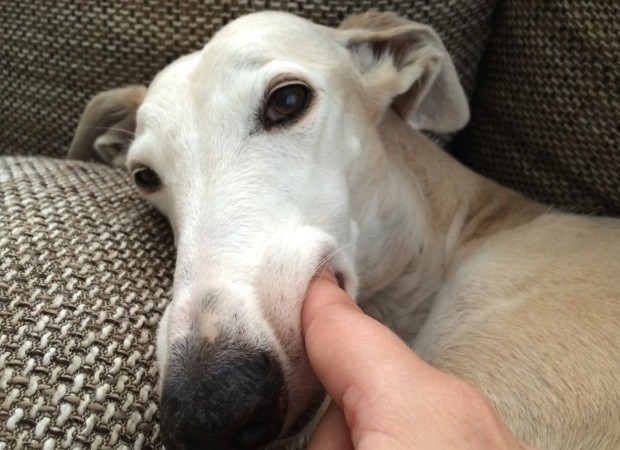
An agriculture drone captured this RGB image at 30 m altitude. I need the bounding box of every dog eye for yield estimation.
[132,167,161,192]
[264,83,312,128]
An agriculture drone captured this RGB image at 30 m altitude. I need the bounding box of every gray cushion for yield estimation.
[0,157,174,449]
[1,0,498,159]
[452,0,620,216]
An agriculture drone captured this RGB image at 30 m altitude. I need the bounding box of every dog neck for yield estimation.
[351,109,546,339]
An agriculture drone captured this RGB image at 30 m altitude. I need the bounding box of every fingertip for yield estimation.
[310,262,338,285]
[302,267,358,334]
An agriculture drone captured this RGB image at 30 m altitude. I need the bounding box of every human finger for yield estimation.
[301,269,436,412]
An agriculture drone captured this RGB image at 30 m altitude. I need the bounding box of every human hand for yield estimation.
[302,266,535,450]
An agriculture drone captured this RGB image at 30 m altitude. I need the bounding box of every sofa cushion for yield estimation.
[2,0,498,159]
[452,0,620,216]
[0,157,174,449]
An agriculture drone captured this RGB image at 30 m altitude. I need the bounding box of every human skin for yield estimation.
[301,267,535,450]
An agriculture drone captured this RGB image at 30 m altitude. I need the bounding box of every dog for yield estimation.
[68,11,620,450]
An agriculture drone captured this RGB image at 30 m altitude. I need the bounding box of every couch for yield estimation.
[1,1,618,449]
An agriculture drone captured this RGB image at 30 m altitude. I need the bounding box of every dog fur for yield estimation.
[69,11,620,450]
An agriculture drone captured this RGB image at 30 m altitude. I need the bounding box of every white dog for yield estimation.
[69,11,620,450]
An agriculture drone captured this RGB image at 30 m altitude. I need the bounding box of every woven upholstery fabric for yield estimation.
[452,1,620,216]
[0,157,174,449]
[2,0,497,159]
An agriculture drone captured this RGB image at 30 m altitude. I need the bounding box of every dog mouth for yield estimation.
[273,268,346,444]
[277,388,327,446]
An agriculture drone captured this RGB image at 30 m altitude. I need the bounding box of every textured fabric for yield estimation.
[0,157,174,449]
[452,0,620,216]
[2,0,497,159]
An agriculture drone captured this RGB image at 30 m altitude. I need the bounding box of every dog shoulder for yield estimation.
[414,212,620,448]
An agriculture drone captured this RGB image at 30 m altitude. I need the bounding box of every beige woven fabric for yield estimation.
[452,0,620,216]
[0,157,175,449]
[2,0,497,159]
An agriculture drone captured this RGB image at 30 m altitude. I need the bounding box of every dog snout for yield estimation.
[160,338,287,450]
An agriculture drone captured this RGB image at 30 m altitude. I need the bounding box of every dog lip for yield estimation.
[283,386,326,439]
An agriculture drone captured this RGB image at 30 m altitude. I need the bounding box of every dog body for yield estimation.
[69,11,620,450]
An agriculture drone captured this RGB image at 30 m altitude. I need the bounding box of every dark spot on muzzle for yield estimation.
[160,337,287,450]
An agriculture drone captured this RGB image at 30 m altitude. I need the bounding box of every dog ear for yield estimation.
[338,12,469,133]
[68,85,146,168]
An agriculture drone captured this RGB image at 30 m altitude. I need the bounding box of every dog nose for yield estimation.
[160,343,286,450]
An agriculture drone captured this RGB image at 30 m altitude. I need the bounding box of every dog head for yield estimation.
[70,11,468,449]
